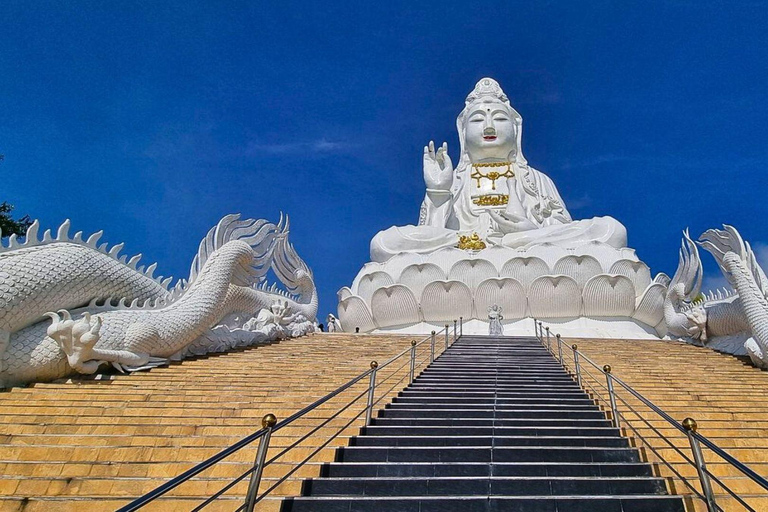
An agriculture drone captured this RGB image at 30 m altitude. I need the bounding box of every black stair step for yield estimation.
[336,446,642,463]
[387,401,597,410]
[350,435,629,448]
[371,417,614,428]
[302,476,666,497]
[281,495,685,512]
[320,462,655,478]
[378,408,606,419]
[362,426,621,437]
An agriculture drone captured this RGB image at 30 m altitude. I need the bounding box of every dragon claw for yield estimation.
[46,310,104,374]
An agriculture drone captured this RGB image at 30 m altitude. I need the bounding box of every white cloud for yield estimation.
[245,138,351,155]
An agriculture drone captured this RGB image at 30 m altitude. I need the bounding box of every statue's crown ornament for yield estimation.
[465,77,509,107]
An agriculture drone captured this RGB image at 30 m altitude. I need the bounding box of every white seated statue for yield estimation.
[372,78,626,262]
[339,78,666,339]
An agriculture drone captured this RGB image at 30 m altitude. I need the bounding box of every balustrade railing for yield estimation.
[119,319,464,511]
[532,318,768,512]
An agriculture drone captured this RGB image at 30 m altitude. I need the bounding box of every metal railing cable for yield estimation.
[533,318,768,512]
[120,321,462,511]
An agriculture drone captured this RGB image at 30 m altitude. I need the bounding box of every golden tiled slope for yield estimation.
[0,333,417,511]
[567,336,768,512]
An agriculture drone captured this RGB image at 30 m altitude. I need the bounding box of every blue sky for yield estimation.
[2,1,767,318]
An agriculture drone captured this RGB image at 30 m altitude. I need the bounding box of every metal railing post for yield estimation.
[572,344,582,388]
[545,327,551,352]
[459,317,463,337]
[556,333,563,363]
[453,320,457,342]
[364,361,378,426]
[533,318,539,338]
[445,325,449,350]
[538,322,543,342]
[409,340,417,384]
[683,418,718,512]
[243,413,277,512]
[430,331,436,363]
[603,365,621,430]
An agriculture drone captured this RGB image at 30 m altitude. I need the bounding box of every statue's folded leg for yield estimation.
[370,225,460,263]
[500,216,627,250]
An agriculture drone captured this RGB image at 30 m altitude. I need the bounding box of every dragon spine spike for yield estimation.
[56,220,71,241]
[72,231,84,243]
[161,277,173,288]
[25,220,40,245]
[118,255,127,264]
[109,242,125,258]
[130,298,139,308]
[137,265,145,273]
[146,262,157,278]
[86,231,103,248]
[7,234,19,249]
[97,242,108,252]
[127,254,142,269]
[42,229,53,242]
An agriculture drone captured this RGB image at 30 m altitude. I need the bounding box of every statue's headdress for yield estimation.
[464,77,510,108]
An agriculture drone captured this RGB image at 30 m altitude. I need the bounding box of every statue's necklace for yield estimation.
[471,161,514,190]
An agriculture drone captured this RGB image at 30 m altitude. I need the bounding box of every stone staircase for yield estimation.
[0,333,414,511]
[283,336,685,511]
[568,336,768,511]
[1,331,767,511]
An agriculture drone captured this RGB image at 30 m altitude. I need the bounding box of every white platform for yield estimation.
[374,317,660,340]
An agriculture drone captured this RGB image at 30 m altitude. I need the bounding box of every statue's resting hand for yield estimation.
[489,182,537,233]
[423,141,453,191]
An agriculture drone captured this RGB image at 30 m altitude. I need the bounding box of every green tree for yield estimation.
[0,202,32,238]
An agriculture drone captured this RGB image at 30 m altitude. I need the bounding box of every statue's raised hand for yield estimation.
[423,141,453,191]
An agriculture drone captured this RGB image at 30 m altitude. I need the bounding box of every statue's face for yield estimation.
[464,100,516,161]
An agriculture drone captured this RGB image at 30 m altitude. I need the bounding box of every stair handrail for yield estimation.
[533,318,768,512]
[119,321,461,511]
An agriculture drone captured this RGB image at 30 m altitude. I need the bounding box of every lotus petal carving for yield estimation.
[420,281,473,323]
[427,247,474,273]
[610,259,652,297]
[338,295,377,333]
[381,253,422,285]
[337,286,353,301]
[398,263,446,297]
[500,257,550,291]
[653,272,671,287]
[478,246,517,272]
[583,275,635,317]
[553,255,603,289]
[523,244,568,269]
[448,259,497,292]
[632,282,667,327]
[351,261,384,291]
[575,242,639,271]
[370,285,421,328]
[474,278,526,319]
[356,271,395,305]
[528,275,581,318]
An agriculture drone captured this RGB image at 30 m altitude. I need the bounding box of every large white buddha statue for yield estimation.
[371,77,627,262]
[339,78,666,339]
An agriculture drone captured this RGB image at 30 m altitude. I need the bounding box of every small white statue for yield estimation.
[327,314,340,333]
[488,304,504,336]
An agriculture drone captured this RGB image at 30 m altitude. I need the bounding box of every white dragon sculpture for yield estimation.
[664,225,768,368]
[0,214,318,387]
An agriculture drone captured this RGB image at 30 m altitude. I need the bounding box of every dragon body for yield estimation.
[0,215,318,387]
[665,226,767,367]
